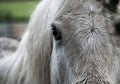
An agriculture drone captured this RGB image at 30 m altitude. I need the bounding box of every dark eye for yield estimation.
[115,22,120,35]
[51,24,62,40]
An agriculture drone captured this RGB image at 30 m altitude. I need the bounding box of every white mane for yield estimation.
[0,0,74,83]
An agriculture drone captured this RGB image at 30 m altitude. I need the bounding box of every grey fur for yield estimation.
[0,0,120,84]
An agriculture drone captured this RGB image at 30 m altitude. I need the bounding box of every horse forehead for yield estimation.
[55,0,108,30]
[82,1,102,11]
[60,9,105,27]
[64,0,103,14]
[57,0,104,21]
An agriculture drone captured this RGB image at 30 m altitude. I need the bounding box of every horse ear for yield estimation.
[99,0,120,13]
[100,0,120,35]
[107,0,119,13]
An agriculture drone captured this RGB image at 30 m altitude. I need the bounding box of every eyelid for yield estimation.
[51,22,61,30]
[51,23,57,30]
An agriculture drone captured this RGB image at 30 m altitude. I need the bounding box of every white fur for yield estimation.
[0,0,120,84]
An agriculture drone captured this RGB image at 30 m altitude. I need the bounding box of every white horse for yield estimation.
[0,0,120,84]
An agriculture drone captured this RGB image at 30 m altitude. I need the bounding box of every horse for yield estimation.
[0,0,120,84]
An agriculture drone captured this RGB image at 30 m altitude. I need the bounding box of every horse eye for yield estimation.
[115,22,120,35]
[51,24,62,40]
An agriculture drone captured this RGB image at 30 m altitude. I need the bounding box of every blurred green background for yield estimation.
[0,2,37,19]
[0,0,39,39]
[0,0,39,21]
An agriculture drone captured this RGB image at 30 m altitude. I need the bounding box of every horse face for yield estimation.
[51,0,120,84]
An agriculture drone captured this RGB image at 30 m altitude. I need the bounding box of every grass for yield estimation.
[0,1,39,19]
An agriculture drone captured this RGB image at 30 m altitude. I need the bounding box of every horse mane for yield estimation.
[0,0,71,83]
[0,0,53,83]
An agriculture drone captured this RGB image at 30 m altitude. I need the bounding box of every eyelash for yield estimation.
[51,24,62,40]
